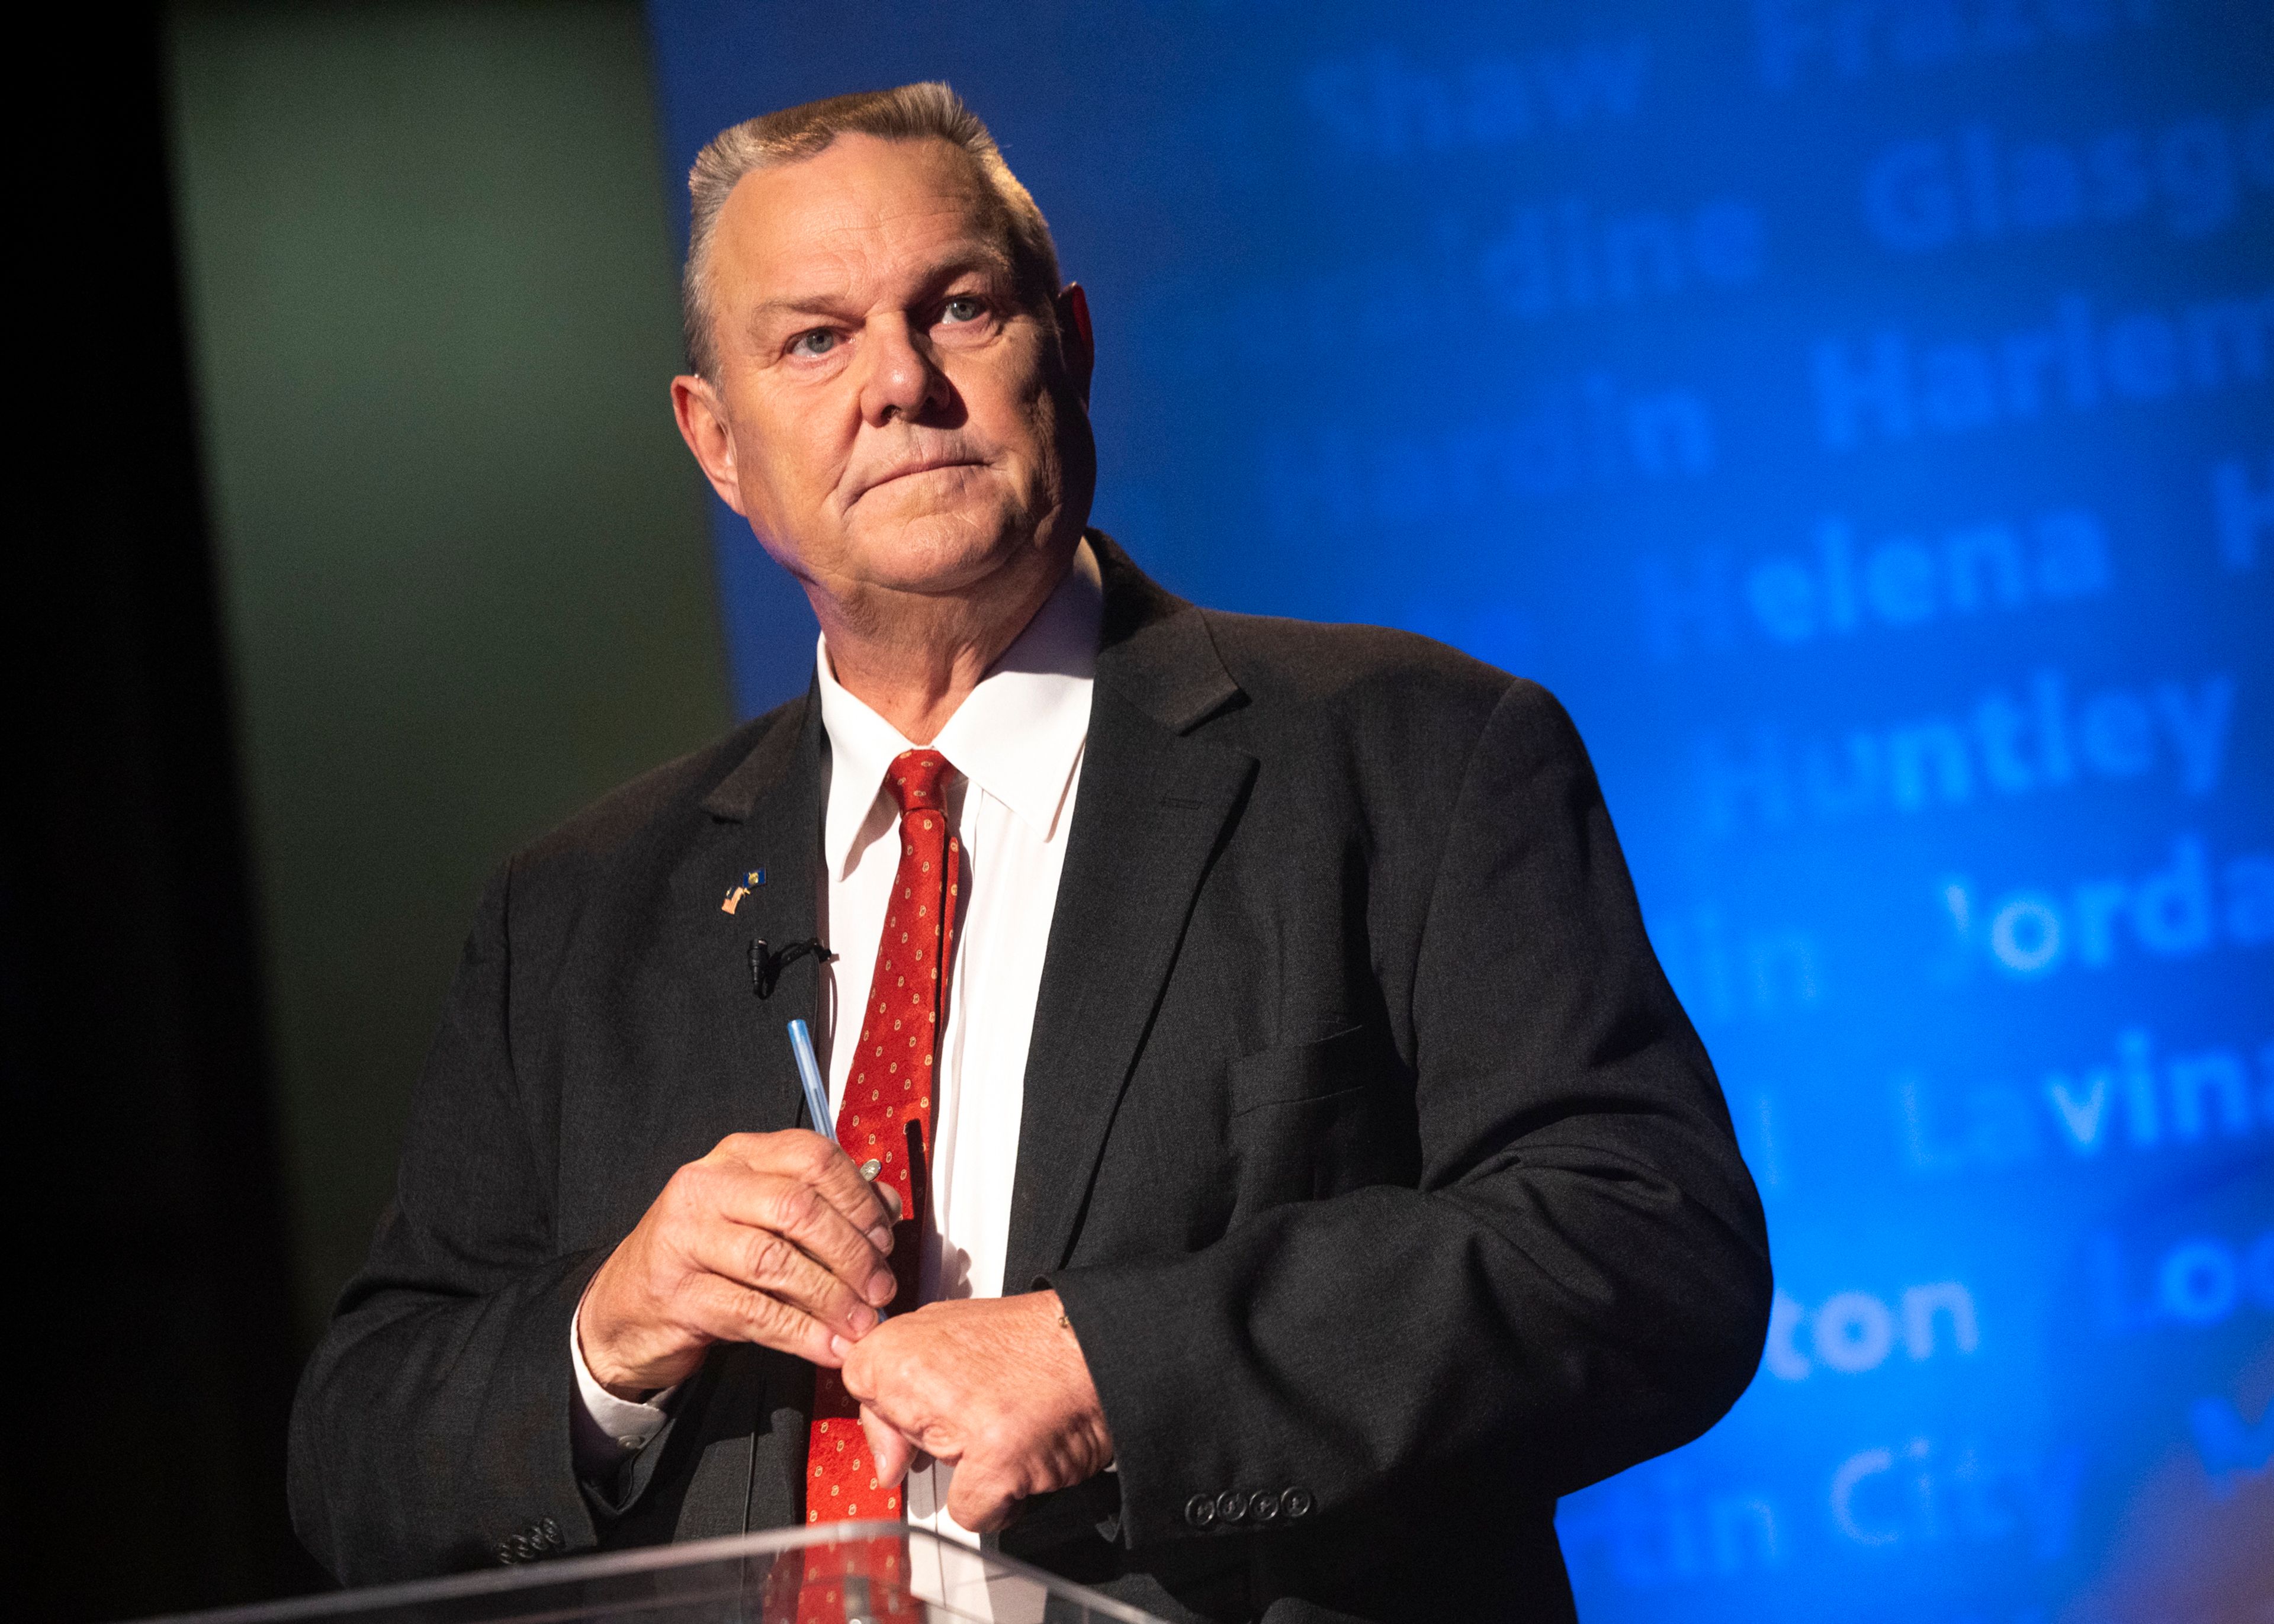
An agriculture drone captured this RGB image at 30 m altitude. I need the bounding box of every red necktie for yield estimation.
[805,748,962,1526]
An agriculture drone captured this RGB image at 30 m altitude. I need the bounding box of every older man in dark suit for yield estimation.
[289,83,1771,1622]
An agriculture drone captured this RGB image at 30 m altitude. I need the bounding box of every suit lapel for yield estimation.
[695,682,830,1143]
[1003,539,1254,1288]
[676,684,828,1541]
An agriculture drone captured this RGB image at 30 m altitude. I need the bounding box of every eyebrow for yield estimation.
[744,240,1020,331]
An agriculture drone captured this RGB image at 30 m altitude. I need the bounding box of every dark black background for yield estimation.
[5,6,318,1614]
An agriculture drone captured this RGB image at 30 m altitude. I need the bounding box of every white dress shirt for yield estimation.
[571,541,1102,1566]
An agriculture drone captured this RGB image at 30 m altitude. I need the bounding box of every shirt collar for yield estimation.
[816,538,1103,880]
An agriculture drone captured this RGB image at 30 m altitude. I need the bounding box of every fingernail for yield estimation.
[869,1226,894,1253]
[848,1304,877,1334]
[830,1334,853,1360]
[868,1269,897,1305]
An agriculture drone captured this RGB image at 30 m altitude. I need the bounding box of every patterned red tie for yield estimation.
[805,748,962,1526]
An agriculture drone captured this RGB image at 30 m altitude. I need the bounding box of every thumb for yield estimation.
[860,1406,919,1489]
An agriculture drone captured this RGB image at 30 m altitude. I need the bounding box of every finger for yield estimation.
[680,1271,840,1366]
[798,1131,901,1242]
[859,1406,920,1489]
[707,1168,899,1310]
[717,1131,896,1243]
[689,1217,882,1341]
[944,1458,1026,1534]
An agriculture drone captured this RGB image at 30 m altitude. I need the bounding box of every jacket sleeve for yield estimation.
[287,862,603,1583]
[1048,680,1773,1551]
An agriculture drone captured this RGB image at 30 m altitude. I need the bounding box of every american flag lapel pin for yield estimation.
[721,867,766,914]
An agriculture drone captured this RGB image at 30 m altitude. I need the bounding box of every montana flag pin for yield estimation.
[721,868,766,914]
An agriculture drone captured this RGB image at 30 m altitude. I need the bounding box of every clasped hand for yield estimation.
[579,1130,1112,1530]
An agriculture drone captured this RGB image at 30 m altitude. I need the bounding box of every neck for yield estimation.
[811,536,1079,742]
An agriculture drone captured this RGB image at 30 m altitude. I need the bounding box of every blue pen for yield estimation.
[786,1018,831,1139]
[787,1018,891,1318]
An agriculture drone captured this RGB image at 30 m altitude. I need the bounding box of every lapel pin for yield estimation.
[721,868,767,914]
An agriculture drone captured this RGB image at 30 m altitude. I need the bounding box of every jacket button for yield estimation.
[1184,1493,1217,1529]
[1280,1486,1314,1520]
[1215,1490,1248,1524]
[1248,1490,1280,1523]
[494,1541,516,1566]
[538,1517,561,1548]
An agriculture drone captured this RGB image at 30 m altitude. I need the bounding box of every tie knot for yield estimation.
[884,748,954,813]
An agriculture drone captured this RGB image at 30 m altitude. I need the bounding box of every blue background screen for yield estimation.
[646,3,2273,1616]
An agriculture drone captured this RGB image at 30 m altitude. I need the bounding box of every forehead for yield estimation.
[713,134,1013,298]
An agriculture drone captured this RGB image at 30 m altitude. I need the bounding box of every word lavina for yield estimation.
[2215,453,2270,572]
[1694,670,2233,834]
[1899,1025,2274,1174]
[1641,508,2108,660]
[1830,1438,2083,1559]
[1865,107,2274,250]
[1263,374,1711,537]
[1765,1281,1977,1380]
[1755,0,2160,91]
[2092,1225,2274,1333]
[1941,834,2274,979]
[1479,195,1762,320]
[1814,288,2271,448]
[1302,38,1649,158]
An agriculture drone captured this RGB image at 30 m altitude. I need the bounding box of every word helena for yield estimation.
[1864,107,2274,251]
[1764,1281,1978,1380]
[1814,288,2270,448]
[1939,834,2274,979]
[2092,1225,2274,1333]
[1639,508,2108,660]
[1898,1025,2274,1175]
[1694,670,2233,834]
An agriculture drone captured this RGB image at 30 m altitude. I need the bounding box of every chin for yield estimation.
[847,503,1036,594]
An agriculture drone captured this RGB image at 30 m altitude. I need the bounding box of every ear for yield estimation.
[1055,283,1094,406]
[671,374,747,514]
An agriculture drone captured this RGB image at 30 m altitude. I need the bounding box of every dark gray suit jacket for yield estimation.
[289,536,1771,1622]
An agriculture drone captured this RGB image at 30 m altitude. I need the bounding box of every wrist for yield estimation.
[1035,1291,1114,1471]
[576,1275,665,1401]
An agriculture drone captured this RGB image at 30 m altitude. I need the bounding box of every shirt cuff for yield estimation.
[569,1290,677,1480]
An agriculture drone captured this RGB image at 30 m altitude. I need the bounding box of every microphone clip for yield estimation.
[750,937,835,1000]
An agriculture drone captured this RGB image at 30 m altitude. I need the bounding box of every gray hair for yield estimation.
[682,82,1063,379]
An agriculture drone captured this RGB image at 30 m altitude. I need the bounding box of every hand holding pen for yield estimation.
[787,1019,926,1320]
[571,1025,900,1394]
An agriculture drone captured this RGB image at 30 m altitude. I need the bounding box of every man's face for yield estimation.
[685,135,1093,605]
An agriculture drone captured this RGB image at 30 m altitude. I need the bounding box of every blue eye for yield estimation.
[789,329,839,358]
[942,297,984,324]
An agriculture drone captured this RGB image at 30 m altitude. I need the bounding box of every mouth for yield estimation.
[853,455,986,504]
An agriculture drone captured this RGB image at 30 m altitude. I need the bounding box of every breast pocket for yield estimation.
[1225,1024,1418,1212]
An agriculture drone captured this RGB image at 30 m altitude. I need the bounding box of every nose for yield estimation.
[859,314,949,426]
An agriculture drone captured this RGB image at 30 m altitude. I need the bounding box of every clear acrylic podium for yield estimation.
[142,1523,1168,1624]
